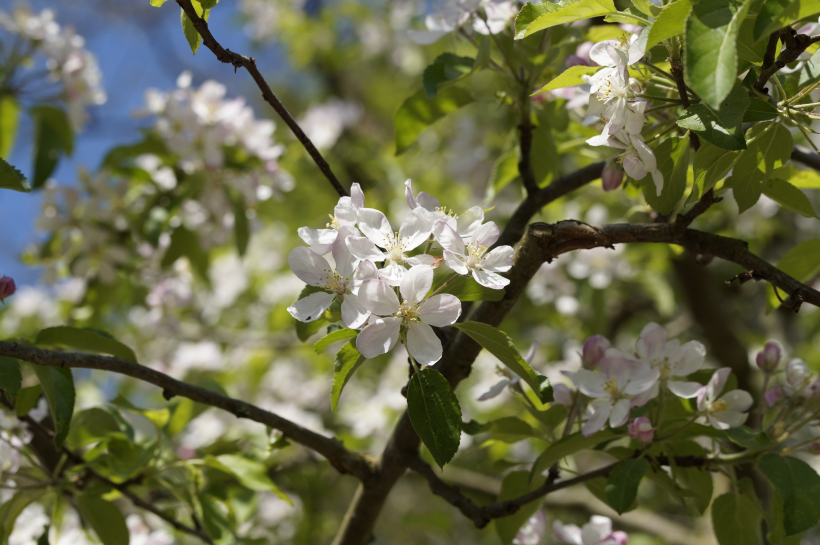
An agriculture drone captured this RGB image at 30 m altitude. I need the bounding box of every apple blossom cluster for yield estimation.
[407,0,517,45]
[554,323,753,437]
[554,515,628,545]
[576,33,663,195]
[287,180,514,365]
[0,4,106,130]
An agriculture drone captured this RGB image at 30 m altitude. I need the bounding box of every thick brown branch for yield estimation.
[0,341,375,481]
[175,0,349,198]
[755,29,815,94]
[791,146,820,170]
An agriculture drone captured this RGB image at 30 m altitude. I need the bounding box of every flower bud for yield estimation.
[582,335,611,369]
[764,385,784,408]
[756,342,782,372]
[808,442,820,456]
[628,416,653,442]
[565,55,589,68]
[601,160,624,192]
[0,276,15,303]
[609,531,629,545]
[786,358,811,389]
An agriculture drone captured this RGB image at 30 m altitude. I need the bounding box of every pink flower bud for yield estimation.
[601,160,624,192]
[609,531,629,545]
[0,276,15,303]
[575,41,594,64]
[764,386,783,408]
[582,335,611,369]
[756,342,782,372]
[808,442,820,456]
[565,55,589,68]
[808,378,820,399]
[628,417,653,442]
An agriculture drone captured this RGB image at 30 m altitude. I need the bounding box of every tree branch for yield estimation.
[754,28,814,94]
[0,341,376,481]
[175,0,349,198]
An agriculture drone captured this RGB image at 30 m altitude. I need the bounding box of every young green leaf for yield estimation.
[315,329,359,354]
[759,454,820,535]
[331,340,365,411]
[406,367,461,468]
[762,178,818,218]
[754,0,801,41]
[0,158,31,193]
[799,48,820,88]
[631,0,661,17]
[484,416,535,444]
[530,429,619,479]
[227,189,250,256]
[31,366,75,449]
[430,275,504,302]
[724,426,771,450]
[728,122,793,213]
[766,239,820,310]
[641,136,690,214]
[742,98,779,123]
[422,53,475,99]
[180,1,209,55]
[0,356,22,404]
[514,0,617,40]
[36,326,138,363]
[211,454,292,503]
[453,322,544,399]
[684,0,750,109]
[67,407,128,449]
[110,394,170,428]
[532,65,603,95]
[711,493,763,545]
[30,106,74,189]
[605,457,648,514]
[75,493,130,545]
[677,105,746,150]
[0,96,19,159]
[14,385,42,417]
[394,87,474,155]
[690,142,739,202]
[645,0,691,50]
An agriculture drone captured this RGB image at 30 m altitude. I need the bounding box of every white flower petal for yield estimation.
[349,259,380,293]
[443,250,469,275]
[400,265,434,303]
[706,368,732,404]
[400,208,434,251]
[346,236,385,262]
[433,220,466,254]
[350,182,365,209]
[711,410,748,429]
[457,206,484,237]
[672,341,705,377]
[297,227,336,254]
[379,262,407,286]
[472,221,500,248]
[358,278,399,315]
[405,179,418,209]
[668,381,703,399]
[721,389,754,412]
[288,246,332,286]
[609,398,631,428]
[341,293,370,329]
[481,246,514,272]
[406,254,440,267]
[287,291,335,322]
[553,521,583,545]
[636,322,666,361]
[357,208,393,247]
[357,317,401,359]
[478,379,511,401]
[419,294,461,326]
[472,268,510,289]
[407,322,443,365]
[417,192,441,212]
[582,399,612,437]
[572,369,606,398]
[332,227,360,279]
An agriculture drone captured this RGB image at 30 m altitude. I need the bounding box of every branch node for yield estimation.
[724,270,764,286]
[162,388,175,401]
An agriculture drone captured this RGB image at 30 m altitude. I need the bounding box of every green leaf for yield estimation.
[532,65,603,95]
[0,356,22,404]
[743,98,780,123]
[394,87,474,155]
[691,142,739,201]
[474,36,491,72]
[181,1,209,55]
[331,340,365,411]
[786,167,820,188]
[110,394,170,428]
[431,275,504,302]
[161,225,210,281]
[485,416,535,444]
[228,190,250,256]
[0,158,31,193]
[36,326,138,363]
[677,105,746,150]
[603,6,648,25]
[495,471,547,544]
[211,454,291,503]
[423,54,475,99]
[737,15,767,64]
[684,0,750,109]
[711,493,763,545]
[406,367,462,468]
[605,458,648,514]
[149,0,168,5]
[0,95,19,159]
[645,0,692,50]
[30,106,73,190]
[14,385,42,417]
[766,239,820,310]
[728,122,793,213]
[759,453,820,535]
[31,366,74,449]
[799,47,820,88]
[36,526,49,545]
[724,426,771,450]
[75,493,130,545]
[641,136,690,214]
[530,429,619,478]
[754,0,799,41]
[67,407,127,449]
[763,178,818,218]
[487,150,519,199]
[666,441,713,515]
[199,0,219,7]
[315,329,359,354]
[453,322,544,400]
[514,0,617,40]
[631,0,661,17]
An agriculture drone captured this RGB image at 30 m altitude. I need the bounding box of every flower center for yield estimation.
[708,399,727,414]
[603,377,620,397]
[383,232,407,263]
[396,300,421,326]
[320,268,347,295]
[435,205,459,219]
[465,242,487,269]
[326,214,340,230]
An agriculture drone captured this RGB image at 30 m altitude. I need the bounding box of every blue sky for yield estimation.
[1,0,285,284]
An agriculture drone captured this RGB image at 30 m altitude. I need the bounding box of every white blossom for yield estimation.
[696,368,753,430]
[433,220,513,289]
[554,515,628,545]
[606,130,664,195]
[356,266,461,364]
[405,179,484,238]
[298,183,365,254]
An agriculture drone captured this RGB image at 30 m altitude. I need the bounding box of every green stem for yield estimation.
[644,122,678,144]
[637,93,686,104]
[429,273,462,297]
[645,103,679,115]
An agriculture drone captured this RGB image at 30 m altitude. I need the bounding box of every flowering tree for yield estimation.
[4,0,820,544]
